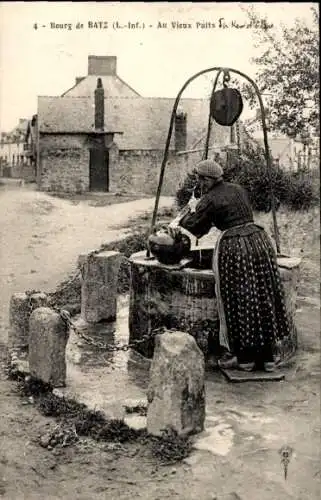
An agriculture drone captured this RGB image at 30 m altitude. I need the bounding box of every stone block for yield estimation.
[29,307,70,387]
[147,331,205,436]
[8,292,48,349]
[81,251,122,323]
[8,293,30,349]
[8,292,48,350]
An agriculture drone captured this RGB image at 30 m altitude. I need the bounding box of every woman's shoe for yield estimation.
[238,362,255,372]
[264,361,276,372]
[218,353,238,369]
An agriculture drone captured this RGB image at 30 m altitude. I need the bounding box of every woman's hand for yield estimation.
[167,226,183,240]
[188,196,198,213]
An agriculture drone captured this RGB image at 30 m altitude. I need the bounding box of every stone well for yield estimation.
[128,250,301,363]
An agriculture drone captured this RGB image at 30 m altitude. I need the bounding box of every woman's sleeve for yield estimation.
[179,195,214,239]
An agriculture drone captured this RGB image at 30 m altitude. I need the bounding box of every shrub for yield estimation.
[100,231,149,258]
[285,170,320,210]
[175,144,319,212]
[176,170,199,209]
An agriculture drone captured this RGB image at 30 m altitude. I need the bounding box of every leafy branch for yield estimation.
[240,5,319,138]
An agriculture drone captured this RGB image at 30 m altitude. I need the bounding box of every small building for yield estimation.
[246,110,318,171]
[35,56,245,195]
[0,119,35,178]
[0,119,29,165]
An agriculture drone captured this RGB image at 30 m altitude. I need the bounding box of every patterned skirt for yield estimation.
[213,223,291,365]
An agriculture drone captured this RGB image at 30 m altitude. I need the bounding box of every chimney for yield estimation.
[75,77,85,85]
[174,109,187,152]
[94,78,104,131]
[88,56,117,76]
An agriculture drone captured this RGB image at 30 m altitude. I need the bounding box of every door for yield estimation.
[89,148,109,191]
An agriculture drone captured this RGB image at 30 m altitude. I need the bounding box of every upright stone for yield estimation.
[29,307,69,387]
[8,293,30,349]
[81,251,122,323]
[147,331,205,436]
[8,292,48,350]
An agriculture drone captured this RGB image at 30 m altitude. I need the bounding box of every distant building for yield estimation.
[0,119,36,178]
[0,119,29,165]
[246,109,318,170]
[34,56,252,194]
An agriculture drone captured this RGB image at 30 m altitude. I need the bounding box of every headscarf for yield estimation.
[196,159,223,180]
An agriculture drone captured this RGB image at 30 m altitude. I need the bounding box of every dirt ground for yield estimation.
[0,182,320,500]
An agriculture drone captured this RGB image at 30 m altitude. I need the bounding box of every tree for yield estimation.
[241,5,319,139]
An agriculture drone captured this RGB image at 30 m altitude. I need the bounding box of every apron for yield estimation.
[212,222,257,352]
[212,228,230,351]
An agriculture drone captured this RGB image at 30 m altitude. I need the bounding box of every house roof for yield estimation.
[8,119,29,137]
[38,97,94,133]
[37,96,231,150]
[62,75,141,98]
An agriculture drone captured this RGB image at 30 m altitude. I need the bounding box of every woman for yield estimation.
[175,159,290,372]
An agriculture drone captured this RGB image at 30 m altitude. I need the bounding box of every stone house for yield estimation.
[0,119,33,177]
[35,55,245,195]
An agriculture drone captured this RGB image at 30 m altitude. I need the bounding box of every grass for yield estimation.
[13,374,192,464]
[47,191,150,207]
[47,272,82,312]
[125,205,177,231]
[150,428,193,465]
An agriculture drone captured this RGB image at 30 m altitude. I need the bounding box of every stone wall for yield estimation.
[37,138,207,196]
[11,164,36,181]
[115,149,165,195]
[116,149,202,196]
[38,134,89,193]
[37,134,231,195]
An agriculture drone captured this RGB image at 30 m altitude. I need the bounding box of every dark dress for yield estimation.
[179,180,291,365]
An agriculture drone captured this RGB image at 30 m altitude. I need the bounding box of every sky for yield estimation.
[0,1,316,132]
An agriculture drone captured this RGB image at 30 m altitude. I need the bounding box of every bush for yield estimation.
[175,144,319,212]
[285,170,320,210]
[100,231,149,258]
[176,170,199,209]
